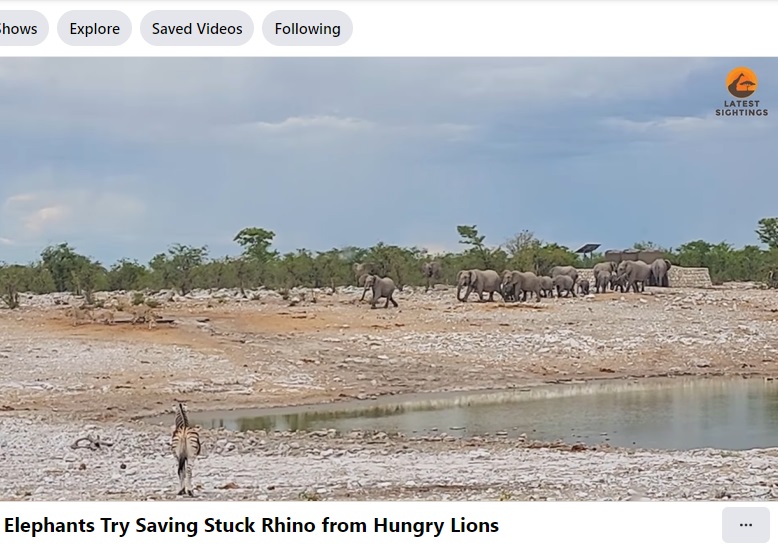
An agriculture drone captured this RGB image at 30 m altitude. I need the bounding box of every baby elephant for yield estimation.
[363,275,399,309]
[594,270,610,293]
[552,274,576,297]
[610,272,627,292]
[576,278,590,296]
[539,276,554,297]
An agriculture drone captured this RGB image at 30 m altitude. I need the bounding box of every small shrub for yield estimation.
[145,299,160,308]
[131,292,145,306]
[298,491,321,501]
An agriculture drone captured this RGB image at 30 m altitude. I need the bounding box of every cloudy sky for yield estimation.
[0,57,775,266]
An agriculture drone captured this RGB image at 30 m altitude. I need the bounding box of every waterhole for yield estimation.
[177,377,778,451]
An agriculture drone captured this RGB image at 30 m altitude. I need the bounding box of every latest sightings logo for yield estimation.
[716,66,768,117]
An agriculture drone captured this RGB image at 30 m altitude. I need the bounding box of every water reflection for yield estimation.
[187,378,778,451]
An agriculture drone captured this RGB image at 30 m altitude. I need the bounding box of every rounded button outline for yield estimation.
[0,10,49,46]
[58,10,132,47]
[262,10,353,46]
[140,10,255,47]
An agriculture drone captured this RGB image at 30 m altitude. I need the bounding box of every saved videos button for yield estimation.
[263,11,352,46]
[722,507,769,543]
[140,11,254,46]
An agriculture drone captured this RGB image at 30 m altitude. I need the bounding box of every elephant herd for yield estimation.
[351,258,672,309]
[455,258,672,304]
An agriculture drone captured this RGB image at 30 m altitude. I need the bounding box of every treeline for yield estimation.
[2,220,778,309]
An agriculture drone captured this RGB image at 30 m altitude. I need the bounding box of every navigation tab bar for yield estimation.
[0,10,48,46]
[140,11,254,46]
[58,10,131,46]
[263,11,352,46]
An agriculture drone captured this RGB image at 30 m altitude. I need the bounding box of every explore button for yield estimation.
[58,10,131,46]
[263,11,352,46]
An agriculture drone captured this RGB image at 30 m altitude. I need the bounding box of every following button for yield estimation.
[262,11,352,46]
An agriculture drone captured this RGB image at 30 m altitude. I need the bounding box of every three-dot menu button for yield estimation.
[722,507,769,543]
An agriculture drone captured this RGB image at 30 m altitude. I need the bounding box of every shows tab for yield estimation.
[263,11,352,46]
[141,11,253,46]
[0,10,48,46]
[58,10,131,46]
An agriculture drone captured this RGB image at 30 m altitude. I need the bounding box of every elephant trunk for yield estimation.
[456,281,465,302]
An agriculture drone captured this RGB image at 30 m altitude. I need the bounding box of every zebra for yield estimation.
[171,402,201,497]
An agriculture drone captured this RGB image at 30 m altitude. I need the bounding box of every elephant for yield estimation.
[353,262,378,284]
[421,261,442,292]
[552,274,576,297]
[621,260,651,293]
[457,269,503,302]
[358,273,370,292]
[649,258,671,288]
[594,270,610,293]
[500,270,520,302]
[610,272,626,292]
[502,270,542,303]
[576,278,590,295]
[592,261,617,277]
[362,275,399,309]
[539,275,554,297]
[500,270,518,302]
[550,266,579,285]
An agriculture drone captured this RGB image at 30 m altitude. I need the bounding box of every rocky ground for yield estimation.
[2,282,778,501]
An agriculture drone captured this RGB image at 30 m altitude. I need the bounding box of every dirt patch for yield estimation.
[3,284,778,423]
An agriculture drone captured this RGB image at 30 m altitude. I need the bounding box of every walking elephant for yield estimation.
[502,270,542,303]
[550,266,579,285]
[610,272,626,292]
[576,278,590,295]
[421,261,442,292]
[362,275,399,309]
[457,269,503,302]
[500,270,517,302]
[594,270,610,293]
[649,258,671,287]
[622,260,651,293]
[552,274,576,297]
[539,275,554,297]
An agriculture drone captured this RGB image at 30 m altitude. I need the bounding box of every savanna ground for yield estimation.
[3,282,778,501]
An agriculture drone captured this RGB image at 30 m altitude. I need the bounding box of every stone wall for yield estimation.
[576,266,712,289]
